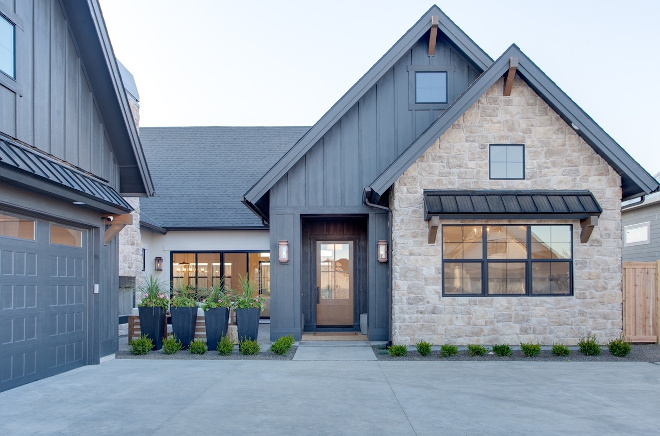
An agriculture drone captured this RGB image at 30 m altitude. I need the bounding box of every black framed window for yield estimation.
[489,144,524,179]
[442,224,572,296]
[0,14,15,79]
[142,248,146,271]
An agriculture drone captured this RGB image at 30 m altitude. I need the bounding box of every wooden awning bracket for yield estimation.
[428,216,440,244]
[580,215,598,243]
[503,57,518,96]
[103,213,133,245]
[428,16,439,56]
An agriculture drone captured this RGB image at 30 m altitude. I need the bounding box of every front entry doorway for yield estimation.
[316,241,353,326]
[302,217,367,333]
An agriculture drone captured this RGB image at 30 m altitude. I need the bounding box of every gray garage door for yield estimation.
[0,213,88,392]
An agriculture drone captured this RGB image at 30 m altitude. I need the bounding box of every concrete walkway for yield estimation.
[1,349,659,435]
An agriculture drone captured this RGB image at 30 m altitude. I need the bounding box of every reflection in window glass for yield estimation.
[443,263,482,295]
[0,15,14,78]
[319,243,350,300]
[442,225,572,296]
[0,213,35,240]
[532,262,570,295]
[51,225,82,247]
[224,253,248,292]
[172,252,196,289]
[415,71,447,103]
[488,262,526,295]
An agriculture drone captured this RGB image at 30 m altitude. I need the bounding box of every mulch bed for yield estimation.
[374,344,660,362]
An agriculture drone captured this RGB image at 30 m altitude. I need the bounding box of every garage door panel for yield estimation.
[0,217,89,392]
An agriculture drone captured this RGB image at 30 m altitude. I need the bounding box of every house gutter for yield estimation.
[363,188,393,346]
[621,195,645,211]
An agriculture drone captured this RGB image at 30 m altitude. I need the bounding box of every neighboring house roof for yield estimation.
[369,45,660,203]
[243,5,492,211]
[139,126,309,229]
[0,138,132,214]
[61,0,154,197]
[424,190,602,220]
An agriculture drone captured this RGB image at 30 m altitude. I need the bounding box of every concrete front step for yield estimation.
[293,342,376,361]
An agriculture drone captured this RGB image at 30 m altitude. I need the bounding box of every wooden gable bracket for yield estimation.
[503,57,518,96]
[103,213,133,245]
[580,215,598,243]
[428,216,440,244]
[428,16,439,56]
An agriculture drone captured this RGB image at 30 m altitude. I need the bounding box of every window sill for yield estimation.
[0,72,23,96]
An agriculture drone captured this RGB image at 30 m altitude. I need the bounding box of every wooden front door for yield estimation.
[316,241,354,326]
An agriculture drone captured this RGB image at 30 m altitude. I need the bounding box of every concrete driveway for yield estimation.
[1,350,659,435]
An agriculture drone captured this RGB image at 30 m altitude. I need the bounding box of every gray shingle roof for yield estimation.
[139,126,309,229]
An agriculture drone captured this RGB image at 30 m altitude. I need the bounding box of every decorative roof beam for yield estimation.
[580,215,598,243]
[104,213,133,244]
[428,216,440,244]
[503,57,518,96]
[428,16,439,56]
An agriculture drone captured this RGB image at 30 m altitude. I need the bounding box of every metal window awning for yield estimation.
[0,138,133,214]
[423,190,602,244]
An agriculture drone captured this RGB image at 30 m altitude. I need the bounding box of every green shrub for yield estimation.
[239,338,261,355]
[388,344,408,357]
[217,335,235,356]
[130,335,153,355]
[440,344,459,358]
[189,338,208,355]
[467,344,488,357]
[520,342,541,357]
[578,334,601,356]
[552,343,571,357]
[608,336,632,357]
[492,344,512,357]
[163,335,183,355]
[416,340,432,356]
[271,335,295,355]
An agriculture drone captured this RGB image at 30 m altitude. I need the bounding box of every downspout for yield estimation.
[363,188,393,346]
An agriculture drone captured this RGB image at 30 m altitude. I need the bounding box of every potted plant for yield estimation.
[202,279,232,351]
[170,284,198,349]
[234,275,264,342]
[137,274,169,350]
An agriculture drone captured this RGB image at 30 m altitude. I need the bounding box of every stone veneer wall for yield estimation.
[390,77,622,346]
[118,196,142,277]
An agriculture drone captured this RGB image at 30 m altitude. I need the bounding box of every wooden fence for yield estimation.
[623,261,659,343]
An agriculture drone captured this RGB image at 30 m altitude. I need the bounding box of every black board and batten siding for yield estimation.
[268,33,480,341]
[0,0,120,189]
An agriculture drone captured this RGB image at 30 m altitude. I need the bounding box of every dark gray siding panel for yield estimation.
[1,0,122,190]
[622,204,660,262]
[271,36,480,211]
[369,212,390,341]
[269,213,302,340]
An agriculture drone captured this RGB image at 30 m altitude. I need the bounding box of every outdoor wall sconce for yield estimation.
[154,257,163,271]
[377,240,388,263]
[278,240,289,263]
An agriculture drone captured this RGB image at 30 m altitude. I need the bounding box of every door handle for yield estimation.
[316,287,320,304]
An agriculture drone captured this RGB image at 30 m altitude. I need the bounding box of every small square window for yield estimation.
[0,14,15,79]
[490,144,524,179]
[415,71,447,104]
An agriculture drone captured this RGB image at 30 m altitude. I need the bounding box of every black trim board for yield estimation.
[369,45,659,203]
[243,5,492,216]
[60,0,154,197]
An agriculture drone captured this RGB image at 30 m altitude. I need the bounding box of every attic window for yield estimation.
[408,66,454,110]
[415,71,447,103]
[0,14,14,79]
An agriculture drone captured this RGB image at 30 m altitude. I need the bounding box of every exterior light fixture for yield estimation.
[278,240,289,263]
[377,240,388,263]
[155,257,163,271]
